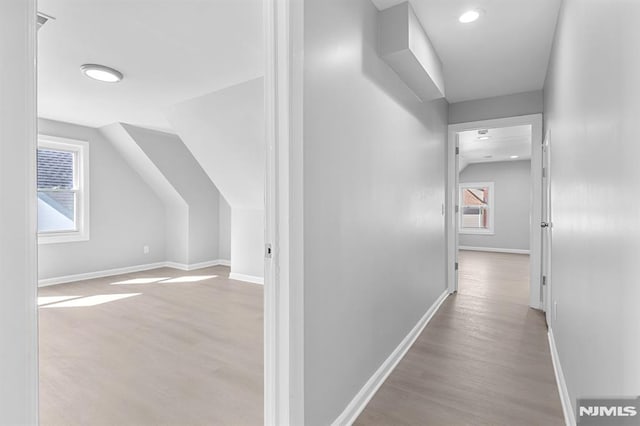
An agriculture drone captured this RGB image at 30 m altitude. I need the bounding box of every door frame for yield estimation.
[446,114,544,309]
[0,0,39,423]
[541,129,552,325]
[264,0,305,424]
[2,0,303,423]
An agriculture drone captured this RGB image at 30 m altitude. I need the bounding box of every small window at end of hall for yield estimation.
[37,135,90,244]
[459,182,494,235]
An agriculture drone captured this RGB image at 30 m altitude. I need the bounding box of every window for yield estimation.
[459,182,494,234]
[37,135,89,243]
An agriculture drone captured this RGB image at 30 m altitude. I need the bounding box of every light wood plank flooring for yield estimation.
[38,265,263,426]
[355,250,564,426]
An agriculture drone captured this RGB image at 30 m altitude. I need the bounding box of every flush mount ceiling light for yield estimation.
[510,155,519,159]
[80,64,123,83]
[477,129,490,140]
[459,9,481,23]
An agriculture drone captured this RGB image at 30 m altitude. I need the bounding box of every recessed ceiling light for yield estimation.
[478,136,490,140]
[80,64,123,83]
[459,10,480,23]
[510,155,519,159]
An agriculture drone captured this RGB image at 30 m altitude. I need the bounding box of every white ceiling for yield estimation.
[371,0,562,102]
[38,0,560,130]
[37,0,263,132]
[459,125,531,167]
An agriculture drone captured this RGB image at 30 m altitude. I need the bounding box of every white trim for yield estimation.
[0,0,38,421]
[264,0,305,424]
[459,246,530,255]
[548,328,576,426]
[229,272,265,285]
[332,290,450,426]
[164,259,230,271]
[37,135,90,244]
[447,114,543,309]
[38,260,231,287]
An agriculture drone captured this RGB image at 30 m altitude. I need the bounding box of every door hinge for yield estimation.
[455,262,459,271]
[542,167,546,178]
[455,205,459,213]
[455,147,460,155]
[265,243,272,259]
[542,275,547,286]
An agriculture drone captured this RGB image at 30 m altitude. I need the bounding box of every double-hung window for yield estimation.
[37,135,90,243]
[459,182,494,234]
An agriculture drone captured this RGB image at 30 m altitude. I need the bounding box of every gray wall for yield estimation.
[38,119,167,279]
[121,124,221,264]
[459,161,531,251]
[230,208,264,278]
[303,0,448,423]
[167,78,265,278]
[449,90,543,124]
[0,0,38,421]
[218,195,231,261]
[544,0,640,414]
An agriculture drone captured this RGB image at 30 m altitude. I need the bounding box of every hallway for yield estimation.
[356,251,563,425]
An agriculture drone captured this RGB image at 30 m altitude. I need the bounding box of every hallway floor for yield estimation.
[38,265,263,426]
[356,250,564,425]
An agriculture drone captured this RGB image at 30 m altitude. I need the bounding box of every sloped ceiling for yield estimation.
[37,0,263,132]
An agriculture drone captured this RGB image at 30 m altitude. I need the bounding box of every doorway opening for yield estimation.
[447,114,544,310]
[36,0,269,423]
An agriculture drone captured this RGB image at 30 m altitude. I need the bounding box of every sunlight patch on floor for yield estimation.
[111,277,170,285]
[41,293,141,308]
[38,296,82,306]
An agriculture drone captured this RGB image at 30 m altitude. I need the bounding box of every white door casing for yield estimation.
[447,114,543,308]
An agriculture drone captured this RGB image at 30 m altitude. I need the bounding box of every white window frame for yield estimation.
[459,181,494,235]
[37,135,90,244]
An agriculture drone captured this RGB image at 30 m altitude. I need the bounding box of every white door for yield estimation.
[541,131,552,326]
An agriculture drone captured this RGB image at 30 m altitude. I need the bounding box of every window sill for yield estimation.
[459,230,495,235]
[38,232,89,245]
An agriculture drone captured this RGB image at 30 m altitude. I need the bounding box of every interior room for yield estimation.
[456,124,533,304]
[36,0,265,423]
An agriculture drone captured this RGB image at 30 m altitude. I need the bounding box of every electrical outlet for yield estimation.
[143,245,150,254]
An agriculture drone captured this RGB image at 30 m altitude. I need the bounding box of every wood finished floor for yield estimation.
[38,265,263,426]
[356,250,564,426]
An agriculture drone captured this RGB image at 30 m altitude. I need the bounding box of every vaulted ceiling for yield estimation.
[37,0,263,131]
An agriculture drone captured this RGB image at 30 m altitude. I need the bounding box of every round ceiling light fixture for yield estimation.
[510,155,520,159]
[80,64,123,83]
[459,10,481,23]
[477,129,490,140]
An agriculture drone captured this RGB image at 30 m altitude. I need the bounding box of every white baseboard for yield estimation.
[228,272,264,285]
[331,289,450,426]
[39,259,232,287]
[459,246,530,255]
[164,259,230,271]
[38,262,168,287]
[548,328,575,426]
